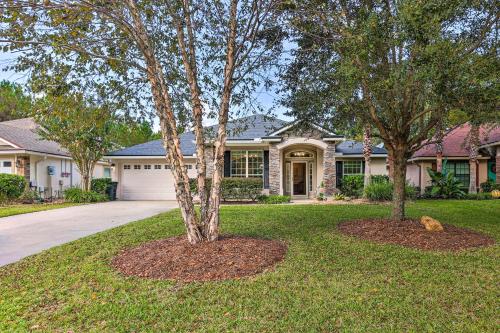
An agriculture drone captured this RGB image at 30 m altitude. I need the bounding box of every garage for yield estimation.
[119,160,196,200]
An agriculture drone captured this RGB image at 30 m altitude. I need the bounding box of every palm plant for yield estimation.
[427,167,465,199]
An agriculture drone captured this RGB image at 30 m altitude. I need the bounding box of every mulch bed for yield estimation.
[337,219,495,251]
[111,235,287,282]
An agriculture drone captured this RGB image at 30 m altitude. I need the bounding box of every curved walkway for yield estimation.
[0,201,177,266]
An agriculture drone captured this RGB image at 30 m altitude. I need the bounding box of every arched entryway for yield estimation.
[283,149,316,198]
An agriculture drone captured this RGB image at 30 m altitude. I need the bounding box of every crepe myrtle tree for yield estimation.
[282,0,498,220]
[0,0,283,243]
[34,94,114,192]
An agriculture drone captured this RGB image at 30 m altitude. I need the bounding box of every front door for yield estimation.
[292,162,307,196]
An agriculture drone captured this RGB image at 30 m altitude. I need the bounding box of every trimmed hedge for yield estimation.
[480,180,499,193]
[190,177,263,201]
[257,194,291,204]
[64,187,108,203]
[0,174,26,199]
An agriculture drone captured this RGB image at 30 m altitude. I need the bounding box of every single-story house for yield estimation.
[105,114,388,200]
[407,123,500,192]
[0,118,110,197]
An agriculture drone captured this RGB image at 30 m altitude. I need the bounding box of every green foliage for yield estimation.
[340,175,364,198]
[64,188,108,203]
[464,192,493,200]
[33,94,115,190]
[190,178,263,201]
[0,80,32,121]
[19,189,41,204]
[333,193,345,200]
[371,175,390,184]
[480,180,499,193]
[0,174,26,199]
[364,180,417,201]
[257,195,291,204]
[110,119,161,148]
[364,181,393,201]
[427,168,465,199]
[91,178,113,195]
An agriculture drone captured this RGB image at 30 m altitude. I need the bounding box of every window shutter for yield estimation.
[224,151,231,177]
[263,150,270,189]
[336,161,343,188]
[362,160,366,174]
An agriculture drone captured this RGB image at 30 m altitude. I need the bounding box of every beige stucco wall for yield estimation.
[29,155,107,191]
[336,157,388,176]
[406,163,420,187]
[478,160,488,185]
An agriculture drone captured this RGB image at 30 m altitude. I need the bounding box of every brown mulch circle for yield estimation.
[337,219,495,251]
[111,235,287,282]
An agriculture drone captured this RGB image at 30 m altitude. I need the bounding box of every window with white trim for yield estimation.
[124,165,131,170]
[230,150,263,177]
[134,165,141,170]
[154,164,162,169]
[3,161,12,167]
[165,165,170,169]
[343,160,363,175]
[144,165,151,170]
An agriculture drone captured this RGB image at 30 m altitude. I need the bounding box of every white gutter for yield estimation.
[408,156,490,162]
[478,141,500,149]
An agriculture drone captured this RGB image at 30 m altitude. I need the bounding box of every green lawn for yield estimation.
[0,203,82,218]
[0,200,498,332]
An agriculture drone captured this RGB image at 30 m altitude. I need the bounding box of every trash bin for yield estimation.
[106,182,118,201]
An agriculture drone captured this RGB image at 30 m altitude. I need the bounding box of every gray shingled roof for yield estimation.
[336,140,387,155]
[106,114,387,157]
[0,118,70,157]
[107,114,287,156]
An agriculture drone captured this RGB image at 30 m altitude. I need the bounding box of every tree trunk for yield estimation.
[203,0,238,241]
[435,123,444,172]
[468,124,479,194]
[363,124,372,189]
[126,0,203,244]
[391,149,408,221]
[387,150,394,181]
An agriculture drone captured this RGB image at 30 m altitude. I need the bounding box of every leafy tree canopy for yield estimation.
[110,118,161,148]
[0,80,32,121]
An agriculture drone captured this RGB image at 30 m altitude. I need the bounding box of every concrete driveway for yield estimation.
[0,201,178,267]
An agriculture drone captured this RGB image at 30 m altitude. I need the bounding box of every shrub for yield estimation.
[0,174,26,199]
[19,189,41,204]
[479,180,499,193]
[364,181,417,201]
[257,194,291,204]
[91,178,113,194]
[371,175,390,184]
[464,192,493,200]
[64,187,108,203]
[364,181,393,201]
[190,177,262,201]
[427,169,465,199]
[341,175,364,197]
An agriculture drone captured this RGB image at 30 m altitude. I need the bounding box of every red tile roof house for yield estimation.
[406,123,500,193]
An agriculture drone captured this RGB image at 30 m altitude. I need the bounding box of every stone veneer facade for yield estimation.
[269,144,281,194]
[268,127,338,196]
[322,142,336,195]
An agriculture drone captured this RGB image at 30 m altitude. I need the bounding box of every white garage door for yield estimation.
[121,162,195,200]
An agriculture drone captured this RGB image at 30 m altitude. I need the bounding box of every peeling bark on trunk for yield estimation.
[468,124,480,194]
[363,125,372,189]
[203,0,238,242]
[126,0,203,244]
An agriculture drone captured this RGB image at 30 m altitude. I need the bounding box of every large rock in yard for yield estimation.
[420,216,444,232]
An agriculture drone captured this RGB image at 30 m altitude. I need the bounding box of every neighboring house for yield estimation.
[0,118,110,196]
[105,114,388,200]
[407,123,500,192]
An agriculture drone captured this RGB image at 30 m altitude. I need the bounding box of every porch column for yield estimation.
[322,142,336,196]
[496,147,500,184]
[269,144,281,194]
